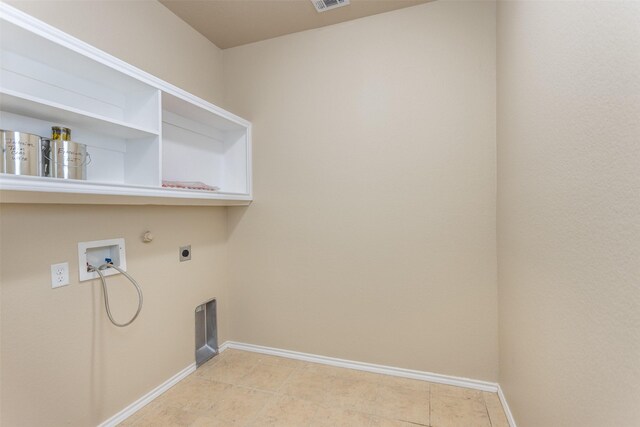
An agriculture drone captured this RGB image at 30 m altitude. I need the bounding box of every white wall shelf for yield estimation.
[0,3,252,206]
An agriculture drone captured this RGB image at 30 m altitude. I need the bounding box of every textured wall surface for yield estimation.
[224,0,498,381]
[0,2,228,425]
[497,1,640,425]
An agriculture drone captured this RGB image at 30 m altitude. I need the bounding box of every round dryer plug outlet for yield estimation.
[179,245,191,262]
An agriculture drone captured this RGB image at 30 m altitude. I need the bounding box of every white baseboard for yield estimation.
[218,340,231,353]
[224,341,499,393]
[498,384,518,427]
[97,362,196,427]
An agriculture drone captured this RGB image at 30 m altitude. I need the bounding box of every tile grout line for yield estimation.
[241,390,276,427]
[429,383,432,427]
[482,391,494,427]
[236,356,317,427]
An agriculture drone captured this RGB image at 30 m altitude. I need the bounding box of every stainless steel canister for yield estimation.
[0,130,48,177]
[50,140,90,180]
[41,139,50,177]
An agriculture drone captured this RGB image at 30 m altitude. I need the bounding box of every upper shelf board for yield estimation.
[0,90,160,139]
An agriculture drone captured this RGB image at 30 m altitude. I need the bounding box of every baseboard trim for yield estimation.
[498,384,518,427]
[97,362,196,427]
[219,341,231,353]
[223,341,499,393]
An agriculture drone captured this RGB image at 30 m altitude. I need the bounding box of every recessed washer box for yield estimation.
[78,238,127,282]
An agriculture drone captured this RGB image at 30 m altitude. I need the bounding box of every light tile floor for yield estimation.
[119,349,509,427]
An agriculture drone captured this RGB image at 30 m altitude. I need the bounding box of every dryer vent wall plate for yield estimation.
[310,0,350,13]
[78,238,126,281]
[195,298,218,368]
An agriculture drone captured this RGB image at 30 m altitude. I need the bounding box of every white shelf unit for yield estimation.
[0,4,252,205]
[162,92,250,197]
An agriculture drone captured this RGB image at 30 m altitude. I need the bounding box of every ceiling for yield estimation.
[159,0,432,49]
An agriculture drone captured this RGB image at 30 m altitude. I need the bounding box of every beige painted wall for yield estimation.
[223,0,498,381]
[0,205,228,426]
[0,2,228,426]
[497,1,640,426]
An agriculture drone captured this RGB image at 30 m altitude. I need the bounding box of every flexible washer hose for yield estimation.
[89,263,143,327]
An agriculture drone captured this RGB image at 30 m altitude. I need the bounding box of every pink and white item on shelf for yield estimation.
[162,181,220,192]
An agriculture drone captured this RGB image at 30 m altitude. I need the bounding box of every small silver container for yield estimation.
[0,130,48,177]
[49,139,91,180]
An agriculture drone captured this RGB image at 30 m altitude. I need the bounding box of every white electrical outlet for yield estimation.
[51,262,70,288]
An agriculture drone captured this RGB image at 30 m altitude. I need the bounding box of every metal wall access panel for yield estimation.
[195,298,218,367]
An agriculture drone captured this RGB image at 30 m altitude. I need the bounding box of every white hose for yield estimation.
[89,263,143,327]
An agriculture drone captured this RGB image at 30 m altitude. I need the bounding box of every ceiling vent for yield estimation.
[311,0,350,13]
